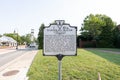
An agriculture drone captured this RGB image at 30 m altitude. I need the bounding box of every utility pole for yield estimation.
[30,29,35,48]
[14,29,18,49]
[31,29,34,42]
[16,33,18,49]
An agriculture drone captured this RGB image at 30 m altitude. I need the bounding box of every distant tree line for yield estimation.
[2,33,36,45]
[37,14,120,49]
[78,14,120,48]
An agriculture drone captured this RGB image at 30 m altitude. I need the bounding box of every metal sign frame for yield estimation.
[43,20,77,56]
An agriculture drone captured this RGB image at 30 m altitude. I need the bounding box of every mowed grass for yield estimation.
[94,48,120,52]
[27,49,120,80]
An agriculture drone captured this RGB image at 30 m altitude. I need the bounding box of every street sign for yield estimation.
[43,20,77,56]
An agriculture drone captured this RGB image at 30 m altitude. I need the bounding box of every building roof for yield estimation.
[0,36,17,43]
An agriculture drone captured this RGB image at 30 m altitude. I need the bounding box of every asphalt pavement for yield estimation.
[0,47,38,80]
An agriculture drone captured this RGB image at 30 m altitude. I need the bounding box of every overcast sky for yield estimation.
[0,0,120,37]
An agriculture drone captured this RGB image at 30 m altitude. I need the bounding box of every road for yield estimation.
[0,48,36,67]
[0,47,38,80]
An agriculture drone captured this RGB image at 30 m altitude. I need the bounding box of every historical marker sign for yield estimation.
[43,20,77,56]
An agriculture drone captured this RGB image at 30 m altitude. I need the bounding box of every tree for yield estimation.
[81,14,116,47]
[21,34,33,45]
[21,35,26,44]
[26,34,32,44]
[113,25,120,48]
[38,24,44,49]
[4,33,22,44]
[81,14,105,39]
[98,17,116,47]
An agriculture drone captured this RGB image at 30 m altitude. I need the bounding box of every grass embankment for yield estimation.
[27,49,120,80]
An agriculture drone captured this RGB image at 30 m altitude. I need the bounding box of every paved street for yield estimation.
[0,50,26,67]
[0,47,38,80]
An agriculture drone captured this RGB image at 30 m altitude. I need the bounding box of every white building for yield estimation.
[0,36,17,47]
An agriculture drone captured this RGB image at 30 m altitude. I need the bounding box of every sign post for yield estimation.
[58,60,62,80]
[43,20,77,80]
[56,54,64,80]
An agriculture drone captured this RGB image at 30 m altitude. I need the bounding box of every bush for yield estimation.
[115,35,120,48]
[97,40,114,48]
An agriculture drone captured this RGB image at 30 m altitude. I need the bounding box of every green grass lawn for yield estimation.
[27,49,120,80]
[94,48,120,52]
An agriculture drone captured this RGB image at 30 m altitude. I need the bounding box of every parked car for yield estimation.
[29,42,36,48]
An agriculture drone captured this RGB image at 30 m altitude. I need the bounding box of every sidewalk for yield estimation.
[0,49,38,80]
[0,46,26,55]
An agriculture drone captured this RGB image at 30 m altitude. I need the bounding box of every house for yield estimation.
[0,36,17,47]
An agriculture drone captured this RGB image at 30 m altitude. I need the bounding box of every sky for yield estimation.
[0,0,120,37]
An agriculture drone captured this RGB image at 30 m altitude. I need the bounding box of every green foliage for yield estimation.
[81,14,116,48]
[113,26,120,48]
[83,42,96,48]
[21,34,32,44]
[78,34,93,41]
[37,24,44,49]
[81,14,106,38]
[26,34,32,44]
[27,49,120,80]
[98,17,115,48]
[4,33,22,44]
[116,35,120,47]
[4,33,34,45]
[21,35,26,44]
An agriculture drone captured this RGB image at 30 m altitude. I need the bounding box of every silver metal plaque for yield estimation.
[43,20,77,56]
